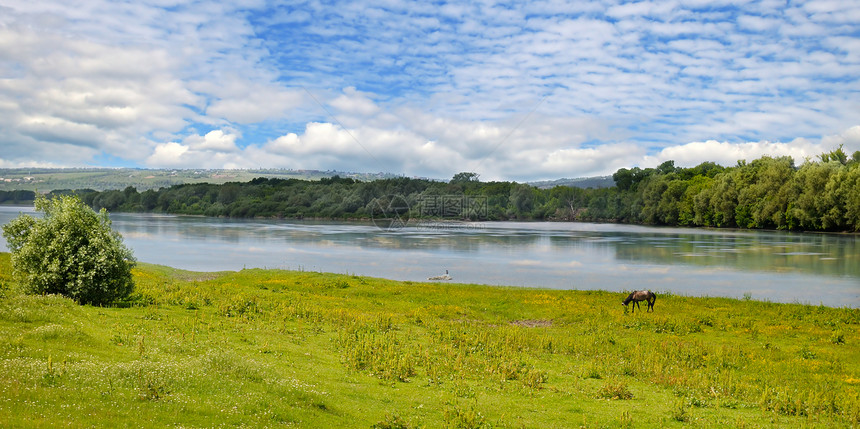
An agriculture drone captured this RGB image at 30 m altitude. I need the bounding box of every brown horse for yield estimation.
[622,290,656,313]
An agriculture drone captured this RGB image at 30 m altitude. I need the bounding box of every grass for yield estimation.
[1,251,859,427]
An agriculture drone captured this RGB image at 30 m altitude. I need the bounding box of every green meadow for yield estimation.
[1,252,858,428]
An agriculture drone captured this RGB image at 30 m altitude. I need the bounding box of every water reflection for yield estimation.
[1,206,857,307]
[609,231,858,278]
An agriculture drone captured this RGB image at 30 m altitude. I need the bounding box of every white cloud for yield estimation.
[202,80,304,124]
[0,158,61,168]
[330,87,380,117]
[147,142,189,166]
[643,126,860,170]
[0,0,289,166]
[646,139,817,168]
[821,125,860,151]
[187,130,240,152]
[0,0,858,182]
[145,129,242,168]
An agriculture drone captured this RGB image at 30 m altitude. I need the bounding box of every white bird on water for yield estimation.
[428,269,452,281]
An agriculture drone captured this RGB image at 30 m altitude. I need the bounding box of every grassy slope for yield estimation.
[1,253,859,428]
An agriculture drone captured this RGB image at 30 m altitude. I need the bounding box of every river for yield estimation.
[1,206,858,307]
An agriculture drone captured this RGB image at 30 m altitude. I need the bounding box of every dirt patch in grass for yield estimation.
[510,319,552,328]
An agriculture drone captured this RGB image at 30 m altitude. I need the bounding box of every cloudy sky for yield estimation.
[1,0,858,181]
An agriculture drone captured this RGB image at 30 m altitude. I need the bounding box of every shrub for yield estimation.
[1,195,135,305]
[372,413,411,429]
[598,379,634,400]
[443,401,488,429]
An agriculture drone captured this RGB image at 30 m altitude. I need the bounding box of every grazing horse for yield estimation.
[622,290,656,313]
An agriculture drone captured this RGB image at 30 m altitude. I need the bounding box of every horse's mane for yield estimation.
[622,292,634,305]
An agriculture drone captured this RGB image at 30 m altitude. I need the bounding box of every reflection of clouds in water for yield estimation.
[72,212,860,307]
[502,259,588,273]
[121,232,156,239]
[282,247,325,255]
[616,265,672,275]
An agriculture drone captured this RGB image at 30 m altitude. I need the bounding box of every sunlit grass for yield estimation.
[1,252,859,427]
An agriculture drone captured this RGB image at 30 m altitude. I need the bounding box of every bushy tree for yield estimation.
[1,195,135,305]
[451,172,480,183]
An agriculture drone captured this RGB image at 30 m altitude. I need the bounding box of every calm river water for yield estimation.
[1,206,858,307]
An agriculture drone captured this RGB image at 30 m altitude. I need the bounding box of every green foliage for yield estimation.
[597,379,634,400]
[0,190,36,204]
[819,144,849,165]
[372,413,412,429]
[1,195,135,305]
[443,401,488,429]
[39,149,860,231]
[450,172,480,183]
[671,399,692,422]
[603,154,858,231]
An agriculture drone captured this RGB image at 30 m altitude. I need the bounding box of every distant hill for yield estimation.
[0,168,400,192]
[528,176,615,189]
[1,167,616,194]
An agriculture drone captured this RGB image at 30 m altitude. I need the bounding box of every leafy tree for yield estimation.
[678,175,712,226]
[451,172,480,183]
[93,189,126,211]
[791,161,839,230]
[509,183,535,217]
[656,160,677,175]
[218,184,241,205]
[140,189,159,210]
[842,167,860,231]
[681,162,724,180]
[819,144,848,165]
[612,168,635,191]
[0,190,35,204]
[733,156,794,228]
[707,169,740,227]
[639,175,669,224]
[1,195,135,305]
[657,179,688,225]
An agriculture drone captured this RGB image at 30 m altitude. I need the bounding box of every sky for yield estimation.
[1,0,859,181]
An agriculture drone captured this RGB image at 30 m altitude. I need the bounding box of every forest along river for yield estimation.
[1,206,858,307]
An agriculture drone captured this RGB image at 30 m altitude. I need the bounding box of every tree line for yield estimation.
[0,190,36,204]
[52,148,860,232]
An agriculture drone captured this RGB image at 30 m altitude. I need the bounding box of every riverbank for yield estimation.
[1,254,859,427]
